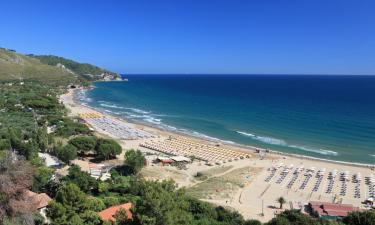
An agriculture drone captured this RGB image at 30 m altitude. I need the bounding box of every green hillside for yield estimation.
[28,54,119,80]
[0,48,80,85]
[0,48,119,85]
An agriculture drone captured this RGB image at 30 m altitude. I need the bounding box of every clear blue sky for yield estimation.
[1,0,374,75]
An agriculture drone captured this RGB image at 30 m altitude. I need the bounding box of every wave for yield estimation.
[289,145,338,156]
[125,107,151,114]
[100,103,125,109]
[236,130,338,156]
[236,131,286,145]
[99,102,152,117]
[76,89,93,103]
[192,131,236,144]
[371,155,375,157]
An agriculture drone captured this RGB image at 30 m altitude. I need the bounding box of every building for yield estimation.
[98,203,133,223]
[156,156,173,165]
[38,152,62,168]
[23,190,52,222]
[171,156,191,163]
[308,201,359,220]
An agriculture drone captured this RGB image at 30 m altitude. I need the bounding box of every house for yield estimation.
[23,190,52,222]
[171,156,191,163]
[38,152,62,168]
[156,156,173,165]
[98,203,133,223]
[308,201,359,220]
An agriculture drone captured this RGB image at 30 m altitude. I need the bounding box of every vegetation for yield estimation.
[124,149,146,175]
[1,51,374,225]
[61,165,98,193]
[95,138,122,160]
[52,118,91,137]
[0,152,36,223]
[56,144,77,164]
[0,48,79,85]
[46,183,104,225]
[343,210,375,225]
[28,54,119,80]
[68,136,97,154]
[276,197,286,209]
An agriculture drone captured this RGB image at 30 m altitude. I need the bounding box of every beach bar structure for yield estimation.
[308,201,359,220]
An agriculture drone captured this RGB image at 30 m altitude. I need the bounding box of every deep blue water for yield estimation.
[79,75,375,164]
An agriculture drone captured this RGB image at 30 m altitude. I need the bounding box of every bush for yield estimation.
[95,138,122,160]
[124,149,146,175]
[68,136,96,154]
[54,118,91,137]
[62,165,98,193]
[343,210,375,225]
[0,139,11,150]
[57,144,77,163]
[32,166,53,193]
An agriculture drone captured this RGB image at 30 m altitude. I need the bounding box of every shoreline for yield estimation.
[61,86,375,222]
[69,87,374,169]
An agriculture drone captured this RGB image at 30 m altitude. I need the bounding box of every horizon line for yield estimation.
[121,73,375,76]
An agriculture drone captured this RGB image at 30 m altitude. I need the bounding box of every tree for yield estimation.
[114,208,132,225]
[267,210,319,225]
[47,183,103,225]
[0,138,11,150]
[244,219,262,225]
[124,149,146,175]
[95,138,121,160]
[32,166,53,193]
[36,127,49,152]
[276,197,286,209]
[0,152,35,221]
[61,165,97,193]
[267,216,291,225]
[68,136,96,154]
[343,210,375,225]
[8,128,22,150]
[18,140,39,161]
[57,144,77,164]
[98,182,110,194]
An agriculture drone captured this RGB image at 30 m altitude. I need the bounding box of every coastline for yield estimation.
[69,86,374,169]
[61,86,375,222]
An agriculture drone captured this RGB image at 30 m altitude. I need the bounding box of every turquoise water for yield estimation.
[79,75,375,164]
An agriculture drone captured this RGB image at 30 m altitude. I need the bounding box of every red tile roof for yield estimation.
[325,209,350,217]
[309,201,359,218]
[23,190,52,210]
[98,203,133,222]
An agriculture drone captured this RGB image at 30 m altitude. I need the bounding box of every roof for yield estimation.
[157,156,171,161]
[23,190,52,209]
[38,153,61,167]
[309,201,359,218]
[171,156,191,162]
[157,156,173,163]
[98,203,133,222]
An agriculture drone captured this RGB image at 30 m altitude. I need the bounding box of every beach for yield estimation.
[61,87,375,222]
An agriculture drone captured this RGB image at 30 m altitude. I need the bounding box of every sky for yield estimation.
[0,0,374,75]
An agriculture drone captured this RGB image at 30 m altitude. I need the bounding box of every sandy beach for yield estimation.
[60,88,375,222]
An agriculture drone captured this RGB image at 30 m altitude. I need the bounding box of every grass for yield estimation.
[187,166,261,200]
[140,166,188,182]
[0,48,80,85]
[194,165,234,181]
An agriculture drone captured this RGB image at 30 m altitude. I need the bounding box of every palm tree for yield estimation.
[277,197,286,209]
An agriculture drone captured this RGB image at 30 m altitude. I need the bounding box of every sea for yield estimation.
[77,75,375,164]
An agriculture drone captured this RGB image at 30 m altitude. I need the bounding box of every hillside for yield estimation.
[28,54,120,80]
[0,48,120,85]
[0,48,82,85]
